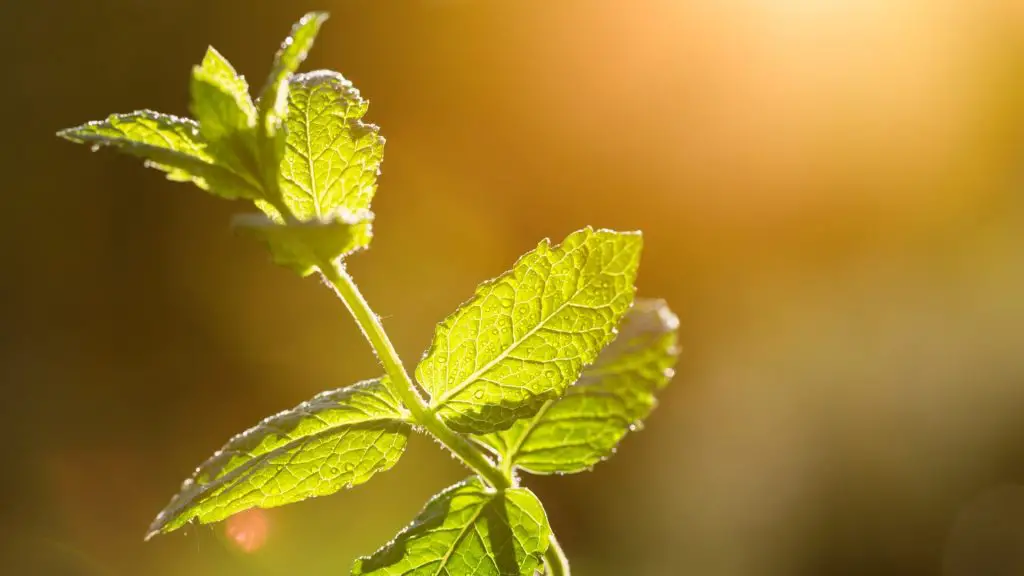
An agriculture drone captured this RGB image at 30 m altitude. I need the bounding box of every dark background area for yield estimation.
[3,1,1024,574]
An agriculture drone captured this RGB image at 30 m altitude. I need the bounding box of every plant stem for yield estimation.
[319,261,511,491]
[544,533,571,576]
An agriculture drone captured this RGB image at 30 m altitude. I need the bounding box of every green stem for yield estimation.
[544,533,571,576]
[319,261,511,491]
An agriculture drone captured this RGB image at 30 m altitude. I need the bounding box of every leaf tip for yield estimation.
[302,11,330,25]
[143,513,168,542]
[201,45,224,64]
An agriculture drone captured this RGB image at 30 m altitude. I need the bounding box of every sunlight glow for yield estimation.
[224,509,269,553]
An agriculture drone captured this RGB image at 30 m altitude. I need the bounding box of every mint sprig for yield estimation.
[58,12,680,576]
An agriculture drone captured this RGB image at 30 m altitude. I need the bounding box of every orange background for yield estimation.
[3,1,1024,574]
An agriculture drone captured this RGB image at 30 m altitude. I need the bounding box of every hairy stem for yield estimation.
[319,261,511,491]
[544,533,571,576]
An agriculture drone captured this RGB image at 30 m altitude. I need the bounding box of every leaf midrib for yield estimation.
[303,86,321,217]
[430,492,491,576]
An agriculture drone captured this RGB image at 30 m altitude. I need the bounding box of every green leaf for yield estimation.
[190,47,257,141]
[352,477,550,576]
[189,47,261,184]
[146,378,410,539]
[476,298,679,474]
[279,70,385,220]
[417,227,643,434]
[257,11,328,135]
[234,208,374,276]
[57,111,261,200]
[255,11,329,203]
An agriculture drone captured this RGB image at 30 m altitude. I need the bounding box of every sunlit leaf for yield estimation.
[278,70,384,220]
[352,477,550,576]
[255,11,329,203]
[57,111,261,199]
[190,47,257,141]
[476,298,679,474]
[417,227,643,434]
[146,378,410,538]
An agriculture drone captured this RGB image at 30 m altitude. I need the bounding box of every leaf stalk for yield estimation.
[319,260,512,491]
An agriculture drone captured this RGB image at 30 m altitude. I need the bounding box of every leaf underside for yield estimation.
[476,298,679,474]
[416,227,643,434]
[233,208,374,276]
[352,477,550,576]
[146,378,410,539]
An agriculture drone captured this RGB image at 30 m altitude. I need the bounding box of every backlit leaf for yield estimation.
[190,47,257,141]
[146,378,410,539]
[417,227,642,434]
[476,299,679,474]
[56,111,261,199]
[255,11,329,203]
[352,477,550,576]
[279,70,384,220]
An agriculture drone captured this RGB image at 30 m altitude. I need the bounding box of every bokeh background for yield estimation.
[3,0,1024,574]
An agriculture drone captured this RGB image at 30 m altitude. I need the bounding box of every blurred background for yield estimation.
[2,0,1024,574]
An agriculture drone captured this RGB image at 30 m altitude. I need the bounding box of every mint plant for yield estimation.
[58,12,679,576]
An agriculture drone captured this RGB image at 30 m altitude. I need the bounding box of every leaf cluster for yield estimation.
[59,13,680,576]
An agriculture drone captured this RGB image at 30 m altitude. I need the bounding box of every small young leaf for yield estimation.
[57,111,261,199]
[234,208,374,276]
[255,11,329,197]
[417,227,643,434]
[279,70,385,220]
[189,47,261,183]
[190,47,257,142]
[475,298,679,474]
[146,378,410,539]
[352,477,550,576]
[257,11,328,135]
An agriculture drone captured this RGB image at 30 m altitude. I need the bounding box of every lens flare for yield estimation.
[224,509,269,553]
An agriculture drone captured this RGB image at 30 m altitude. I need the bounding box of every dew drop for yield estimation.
[345,463,355,472]
[473,390,485,400]
[437,357,447,364]
[330,466,340,475]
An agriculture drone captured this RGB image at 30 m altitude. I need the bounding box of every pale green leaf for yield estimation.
[352,477,550,576]
[234,208,374,276]
[279,70,384,220]
[417,227,643,434]
[56,111,261,200]
[146,378,410,539]
[257,11,328,135]
[255,11,328,199]
[190,47,257,141]
[189,47,260,185]
[476,298,679,474]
